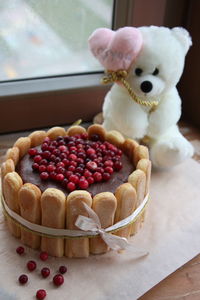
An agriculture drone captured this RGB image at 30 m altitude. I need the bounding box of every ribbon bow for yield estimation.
[75,202,129,251]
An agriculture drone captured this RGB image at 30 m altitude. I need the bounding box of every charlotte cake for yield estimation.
[1,124,151,257]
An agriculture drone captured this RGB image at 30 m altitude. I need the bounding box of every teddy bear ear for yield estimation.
[172,27,192,54]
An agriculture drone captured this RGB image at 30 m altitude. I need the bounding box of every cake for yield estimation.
[1,124,151,258]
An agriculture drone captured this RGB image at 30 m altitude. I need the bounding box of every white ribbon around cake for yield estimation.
[1,193,149,252]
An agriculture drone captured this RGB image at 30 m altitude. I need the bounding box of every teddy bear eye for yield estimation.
[135,68,143,76]
[152,68,159,75]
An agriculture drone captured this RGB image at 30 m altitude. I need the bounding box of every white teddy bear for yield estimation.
[89,26,194,168]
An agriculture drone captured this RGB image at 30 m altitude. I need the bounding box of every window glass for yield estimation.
[0,0,113,81]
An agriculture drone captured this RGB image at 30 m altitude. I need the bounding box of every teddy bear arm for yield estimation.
[103,86,148,139]
[147,90,181,138]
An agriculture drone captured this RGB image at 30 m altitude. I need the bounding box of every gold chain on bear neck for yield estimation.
[102,70,158,111]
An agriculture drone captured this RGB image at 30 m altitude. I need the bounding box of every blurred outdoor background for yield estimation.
[0,0,113,81]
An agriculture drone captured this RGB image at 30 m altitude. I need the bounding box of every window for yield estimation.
[1,0,133,133]
[0,0,113,81]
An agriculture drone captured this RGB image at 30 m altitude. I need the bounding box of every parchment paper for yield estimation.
[0,158,200,300]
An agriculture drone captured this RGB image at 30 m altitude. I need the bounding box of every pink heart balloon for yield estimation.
[88,27,143,71]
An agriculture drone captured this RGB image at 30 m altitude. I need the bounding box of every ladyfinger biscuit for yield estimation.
[115,183,137,238]
[90,192,117,254]
[6,147,19,166]
[87,124,106,141]
[66,191,92,258]
[41,188,66,257]
[14,137,31,158]
[29,130,47,147]
[134,145,149,167]
[3,172,23,237]
[123,139,139,162]
[1,159,15,180]
[19,183,41,249]
[47,127,66,140]
[137,159,151,196]
[67,125,86,136]
[128,169,146,235]
[106,130,125,148]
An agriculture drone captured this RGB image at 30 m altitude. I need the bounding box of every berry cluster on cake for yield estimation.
[1,124,151,257]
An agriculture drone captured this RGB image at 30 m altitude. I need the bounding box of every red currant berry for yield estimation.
[76,166,84,174]
[36,289,47,300]
[81,133,88,139]
[76,158,84,164]
[59,145,67,152]
[40,172,49,180]
[93,172,102,182]
[96,167,104,174]
[51,141,58,147]
[55,157,61,163]
[104,166,114,174]
[41,267,50,278]
[50,171,57,180]
[77,152,86,159]
[34,155,42,163]
[69,174,79,184]
[60,152,67,160]
[62,158,70,166]
[104,160,114,167]
[18,274,28,284]
[67,182,76,192]
[84,170,92,178]
[27,260,36,271]
[102,172,111,181]
[41,143,49,151]
[56,173,65,181]
[114,161,123,171]
[39,165,46,173]
[86,148,96,156]
[42,151,51,159]
[90,154,97,160]
[69,146,77,151]
[65,170,73,178]
[56,162,65,168]
[117,149,122,156]
[46,165,56,173]
[79,178,89,189]
[59,265,67,274]
[68,165,76,172]
[43,137,51,143]
[39,251,48,261]
[62,178,69,187]
[86,161,97,171]
[32,162,39,170]
[87,176,94,184]
[50,154,56,162]
[28,148,38,156]
[68,154,77,161]
[56,167,65,174]
[40,159,48,165]
[69,160,77,167]
[53,274,64,286]
[16,246,25,255]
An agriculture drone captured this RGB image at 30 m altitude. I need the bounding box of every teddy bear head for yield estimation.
[89,26,192,102]
[129,26,192,101]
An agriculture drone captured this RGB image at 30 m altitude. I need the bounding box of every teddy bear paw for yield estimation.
[150,137,194,168]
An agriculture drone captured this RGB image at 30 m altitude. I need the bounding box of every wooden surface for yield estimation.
[0,123,200,300]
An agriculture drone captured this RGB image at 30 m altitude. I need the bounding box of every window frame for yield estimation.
[0,0,135,133]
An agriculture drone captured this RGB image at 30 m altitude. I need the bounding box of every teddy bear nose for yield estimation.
[140,81,153,93]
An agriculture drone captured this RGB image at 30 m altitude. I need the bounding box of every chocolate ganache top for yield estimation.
[16,153,134,196]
